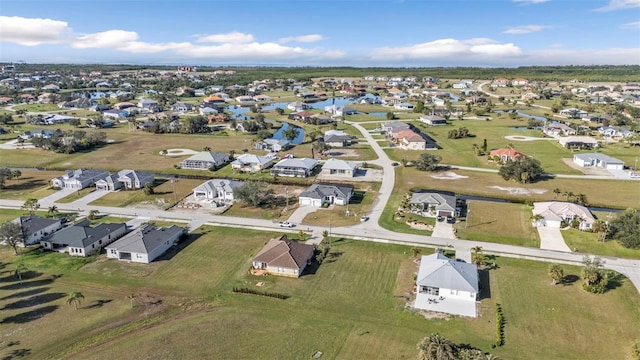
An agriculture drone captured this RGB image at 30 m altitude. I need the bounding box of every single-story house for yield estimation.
[394,102,415,111]
[105,224,186,263]
[170,102,194,112]
[95,174,122,191]
[410,192,457,217]
[252,235,315,277]
[382,120,412,135]
[193,179,244,203]
[117,169,155,190]
[573,153,625,170]
[271,158,319,177]
[287,101,309,112]
[544,123,577,137]
[419,115,447,126]
[180,152,230,170]
[532,201,595,230]
[290,111,313,123]
[559,108,589,119]
[52,168,110,190]
[415,252,479,317]
[11,215,63,246]
[102,109,128,119]
[299,183,354,207]
[321,158,358,178]
[598,126,634,138]
[558,136,598,149]
[489,148,525,163]
[40,221,127,256]
[323,130,351,147]
[231,154,274,173]
[324,105,357,116]
[254,138,292,152]
[393,129,427,150]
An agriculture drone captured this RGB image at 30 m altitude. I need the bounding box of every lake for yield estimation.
[271,122,305,144]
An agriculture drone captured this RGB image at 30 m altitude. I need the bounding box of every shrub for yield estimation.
[495,303,505,347]
[632,340,640,360]
[232,287,289,300]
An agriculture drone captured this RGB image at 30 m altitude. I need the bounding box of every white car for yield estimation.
[360,216,369,222]
[279,221,295,228]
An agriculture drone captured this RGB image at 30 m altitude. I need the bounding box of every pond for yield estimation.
[271,122,305,144]
[494,110,547,122]
[509,126,543,131]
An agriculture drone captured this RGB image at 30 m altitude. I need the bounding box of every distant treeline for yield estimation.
[6,64,640,82]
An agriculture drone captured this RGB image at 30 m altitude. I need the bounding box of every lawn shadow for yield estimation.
[83,299,112,309]
[0,278,54,291]
[606,271,625,291]
[301,260,320,277]
[1,348,32,359]
[155,233,202,262]
[0,271,43,283]
[1,293,66,310]
[0,305,58,324]
[0,287,50,301]
[562,274,580,286]
[477,269,491,300]
[324,250,344,264]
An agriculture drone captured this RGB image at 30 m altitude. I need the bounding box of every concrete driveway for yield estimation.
[537,227,571,252]
[432,220,456,239]
[286,205,318,225]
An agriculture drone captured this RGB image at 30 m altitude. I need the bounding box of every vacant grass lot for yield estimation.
[454,201,540,247]
[13,103,61,112]
[1,227,638,360]
[55,187,95,203]
[562,228,640,259]
[89,178,203,208]
[0,170,65,200]
[301,182,380,227]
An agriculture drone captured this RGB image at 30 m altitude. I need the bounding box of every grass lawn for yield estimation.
[1,227,639,359]
[0,170,65,200]
[13,103,61,112]
[89,178,203,208]
[0,208,45,223]
[454,201,540,247]
[562,228,640,259]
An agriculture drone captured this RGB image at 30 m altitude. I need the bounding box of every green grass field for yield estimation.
[1,226,638,359]
[89,178,203,208]
[0,170,64,200]
[562,228,640,259]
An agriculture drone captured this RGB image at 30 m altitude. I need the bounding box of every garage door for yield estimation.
[438,211,452,217]
[299,197,312,205]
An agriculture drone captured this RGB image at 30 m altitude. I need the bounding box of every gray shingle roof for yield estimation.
[46,223,126,248]
[299,183,354,200]
[16,215,61,238]
[106,224,185,254]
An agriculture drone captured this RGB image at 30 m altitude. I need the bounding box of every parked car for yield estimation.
[436,216,444,222]
[391,162,400,166]
[279,221,295,228]
[360,215,369,222]
[446,216,455,224]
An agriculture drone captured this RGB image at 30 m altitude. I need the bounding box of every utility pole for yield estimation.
[465,201,471,229]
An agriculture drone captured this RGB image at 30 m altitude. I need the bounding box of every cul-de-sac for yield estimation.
[1,2,639,359]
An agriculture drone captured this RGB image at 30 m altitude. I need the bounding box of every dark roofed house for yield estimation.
[40,221,127,256]
[105,224,186,263]
[299,183,354,207]
[12,215,63,245]
[252,235,315,277]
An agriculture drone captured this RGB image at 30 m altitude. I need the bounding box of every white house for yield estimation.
[324,105,357,116]
[52,169,110,189]
[299,183,354,207]
[12,215,63,246]
[573,153,625,170]
[40,221,127,256]
[394,102,415,111]
[419,115,447,126]
[252,235,315,277]
[559,108,589,119]
[180,152,230,170]
[409,192,457,217]
[320,158,358,178]
[193,179,244,203]
[105,224,186,263]
[270,158,318,177]
[231,154,274,173]
[415,252,479,317]
[532,201,596,231]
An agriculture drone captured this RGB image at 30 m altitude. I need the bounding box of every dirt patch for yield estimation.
[163,148,198,157]
[488,186,547,195]
[430,171,469,180]
[561,158,612,176]
[406,221,434,231]
[504,135,554,142]
[323,149,360,158]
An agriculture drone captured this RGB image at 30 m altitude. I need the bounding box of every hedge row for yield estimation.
[493,303,505,348]
[232,287,289,300]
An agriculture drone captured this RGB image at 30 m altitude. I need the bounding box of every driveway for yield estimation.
[69,189,110,207]
[286,205,318,225]
[537,226,571,252]
[432,220,456,239]
[38,188,75,205]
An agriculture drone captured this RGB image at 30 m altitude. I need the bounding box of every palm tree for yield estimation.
[552,188,561,200]
[471,246,484,267]
[14,263,27,284]
[126,293,136,308]
[417,333,456,360]
[412,247,422,258]
[143,182,155,196]
[548,264,564,285]
[575,193,587,206]
[563,191,575,202]
[47,205,59,218]
[88,209,100,220]
[66,291,85,310]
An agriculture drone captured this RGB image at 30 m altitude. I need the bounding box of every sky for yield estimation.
[1,0,639,67]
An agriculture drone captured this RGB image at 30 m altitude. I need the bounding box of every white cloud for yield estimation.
[371,38,522,61]
[73,30,139,49]
[512,0,550,4]
[594,0,640,11]
[195,31,254,44]
[279,34,325,43]
[502,25,548,34]
[0,16,73,46]
[620,21,640,29]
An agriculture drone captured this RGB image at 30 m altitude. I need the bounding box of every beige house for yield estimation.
[252,235,315,277]
[321,158,358,178]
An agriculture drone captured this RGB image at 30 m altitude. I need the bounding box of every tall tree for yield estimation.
[22,198,40,215]
[471,246,484,267]
[47,205,59,218]
[0,222,24,255]
[548,264,564,285]
[415,153,442,171]
[607,208,640,249]
[66,291,85,310]
[553,188,562,200]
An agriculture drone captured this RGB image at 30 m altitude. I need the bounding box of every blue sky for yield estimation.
[1,0,639,67]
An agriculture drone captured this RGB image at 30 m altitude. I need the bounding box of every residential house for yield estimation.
[598,126,634,138]
[559,108,589,119]
[231,153,275,173]
[394,102,415,111]
[252,235,315,277]
[320,158,358,178]
[414,252,479,317]
[170,102,194,112]
[558,136,598,149]
[254,138,292,152]
[512,78,528,86]
[419,115,447,126]
[410,192,457,217]
[105,224,186,263]
[58,98,95,109]
[382,120,412,135]
[193,179,244,203]
[323,130,352,147]
[95,174,122,191]
[12,215,63,245]
[573,153,624,170]
[393,129,427,150]
[452,82,468,89]
[116,169,155,190]
[199,106,219,115]
[489,148,525,163]
[138,99,161,113]
[324,105,357,116]
[492,78,509,87]
[544,123,577,137]
[532,201,595,231]
[235,95,254,103]
[180,152,230,170]
[310,114,333,124]
[40,221,127,256]
[102,109,128,119]
[271,158,319,177]
[52,168,110,189]
[290,111,313,123]
[287,101,309,112]
[299,183,354,207]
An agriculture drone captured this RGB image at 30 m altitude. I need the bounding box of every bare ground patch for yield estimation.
[429,171,469,180]
[488,186,547,195]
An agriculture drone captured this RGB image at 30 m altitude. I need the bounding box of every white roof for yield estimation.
[417,253,479,293]
[574,153,624,164]
[322,158,357,171]
[532,201,595,223]
[232,153,272,166]
[273,157,318,170]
